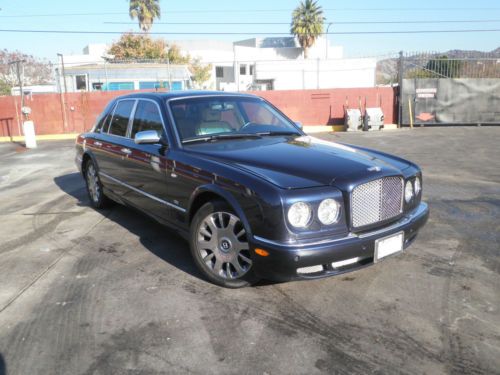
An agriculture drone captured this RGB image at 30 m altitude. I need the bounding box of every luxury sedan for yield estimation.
[75,91,429,288]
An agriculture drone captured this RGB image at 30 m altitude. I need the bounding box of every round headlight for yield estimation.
[287,202,312,228]
[318,199,341,225]
[414,177,421,196]
[405,181,414,203]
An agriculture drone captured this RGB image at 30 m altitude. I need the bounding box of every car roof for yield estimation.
[113,90,261,101]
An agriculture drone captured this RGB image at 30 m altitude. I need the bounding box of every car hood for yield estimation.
[186,136,411,189]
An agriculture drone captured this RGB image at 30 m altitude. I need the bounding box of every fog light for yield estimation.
[332,257,362,269]
[297,265,324,274]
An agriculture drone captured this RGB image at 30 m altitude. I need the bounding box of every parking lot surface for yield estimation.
[0,127,499,375]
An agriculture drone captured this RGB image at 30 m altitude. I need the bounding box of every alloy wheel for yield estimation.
[86,164,100,203]
[196,212,252,279]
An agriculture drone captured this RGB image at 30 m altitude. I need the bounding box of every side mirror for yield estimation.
[294,121,303,129]
[135,130,161,145]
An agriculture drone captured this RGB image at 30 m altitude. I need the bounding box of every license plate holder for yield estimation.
[374,231,404,262]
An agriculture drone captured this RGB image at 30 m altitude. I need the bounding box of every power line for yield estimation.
[104,20,500,26]
[1,7,500,17]
[1,28,500,35]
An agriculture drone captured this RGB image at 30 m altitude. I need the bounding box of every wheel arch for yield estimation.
[188,185,253,237]
[81,151,98,176]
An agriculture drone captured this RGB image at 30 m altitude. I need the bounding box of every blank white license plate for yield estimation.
[374,232,404,262]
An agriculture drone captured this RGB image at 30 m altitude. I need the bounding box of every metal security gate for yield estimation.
[398,52,500,125]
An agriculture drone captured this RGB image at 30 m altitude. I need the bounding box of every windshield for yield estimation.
[168,96,302,143]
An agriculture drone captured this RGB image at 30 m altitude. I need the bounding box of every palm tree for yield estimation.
[291,0,325,59]
[129,0,161,32]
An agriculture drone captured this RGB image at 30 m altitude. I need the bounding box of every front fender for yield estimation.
[187,184,258,237]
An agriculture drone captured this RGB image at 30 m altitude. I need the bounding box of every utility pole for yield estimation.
[398,51,404,128]
[57,53,68,94]
[8,59,26,109]
[57,53,69,129]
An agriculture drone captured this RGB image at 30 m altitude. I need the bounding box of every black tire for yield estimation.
[189,200,259,288]
[84,159,111,209]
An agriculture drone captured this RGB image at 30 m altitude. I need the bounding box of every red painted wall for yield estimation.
[0,87,396,137]
[252,87,396,126]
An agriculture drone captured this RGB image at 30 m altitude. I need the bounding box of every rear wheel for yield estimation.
[190,200,258,288]
[84,159,111,209]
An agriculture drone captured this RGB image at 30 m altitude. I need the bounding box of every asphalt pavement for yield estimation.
[0,127,499,375]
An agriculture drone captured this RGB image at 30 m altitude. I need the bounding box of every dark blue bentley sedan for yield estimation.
[75,91,429,288]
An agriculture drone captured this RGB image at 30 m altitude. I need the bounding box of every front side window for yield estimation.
[169,97,300,142]
[108,100,135,137]
[131,100,164,139]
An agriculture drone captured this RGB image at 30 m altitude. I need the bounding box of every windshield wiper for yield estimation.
[256,131,301,137]
[182,133,262,144]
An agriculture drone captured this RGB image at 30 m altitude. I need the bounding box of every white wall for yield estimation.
[255,58,377,90]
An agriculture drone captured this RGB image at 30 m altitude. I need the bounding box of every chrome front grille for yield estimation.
[351,177,403,228]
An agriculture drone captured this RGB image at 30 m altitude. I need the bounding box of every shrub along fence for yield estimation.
[0,87,396,138]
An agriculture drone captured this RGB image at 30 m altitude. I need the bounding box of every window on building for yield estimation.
[240,64,247,75]
[76,75,87,91]
[131,100,164,139]
[108,82,135,91]
[108,100,135,137]
[249,65,254,75]
[216,66,224,78]
[92,82,103,91]
[139,81,160,90]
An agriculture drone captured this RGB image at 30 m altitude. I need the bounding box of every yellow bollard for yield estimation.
[408,98,414,129]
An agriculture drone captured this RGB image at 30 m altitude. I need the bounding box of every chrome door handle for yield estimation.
[94,141,102,147]
[121,148,132,155]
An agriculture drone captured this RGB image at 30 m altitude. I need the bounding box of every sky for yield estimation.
[0,0,499,62]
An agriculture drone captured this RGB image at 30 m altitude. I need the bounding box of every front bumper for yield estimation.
[250,202,429,281]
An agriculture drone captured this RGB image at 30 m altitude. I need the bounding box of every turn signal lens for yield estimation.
[255,248,269,257]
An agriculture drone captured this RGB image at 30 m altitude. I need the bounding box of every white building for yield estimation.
[176,37,375,91]
[57,38,376,93]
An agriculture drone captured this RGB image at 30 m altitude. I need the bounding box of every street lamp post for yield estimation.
[326,22,333,59]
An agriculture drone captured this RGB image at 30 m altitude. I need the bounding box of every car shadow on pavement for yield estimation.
[0,353,6,375]
[53,172,205,282]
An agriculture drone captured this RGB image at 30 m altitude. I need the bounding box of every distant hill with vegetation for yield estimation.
[376,47,500,85]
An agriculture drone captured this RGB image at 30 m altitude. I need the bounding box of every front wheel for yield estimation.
[189,200,259,288]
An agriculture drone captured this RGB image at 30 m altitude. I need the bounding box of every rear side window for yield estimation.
[108,100,135,137]
[131,100,164,139]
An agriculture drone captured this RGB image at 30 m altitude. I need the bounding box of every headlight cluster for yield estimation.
[287,202,312,228]
[288,199,341,228]
[405,176,422,203]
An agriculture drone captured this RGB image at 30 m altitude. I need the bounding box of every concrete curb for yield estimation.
[0,134,79,143]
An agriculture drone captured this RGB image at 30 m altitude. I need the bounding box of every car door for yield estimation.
[119,99,179,223]
[93,99,137,197]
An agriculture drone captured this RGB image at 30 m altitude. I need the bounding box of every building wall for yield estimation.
[253,87,396,126]
[0,87,396,137]
[255,58,377,90]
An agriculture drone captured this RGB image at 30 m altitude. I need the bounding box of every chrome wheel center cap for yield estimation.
[219,238,233,253]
